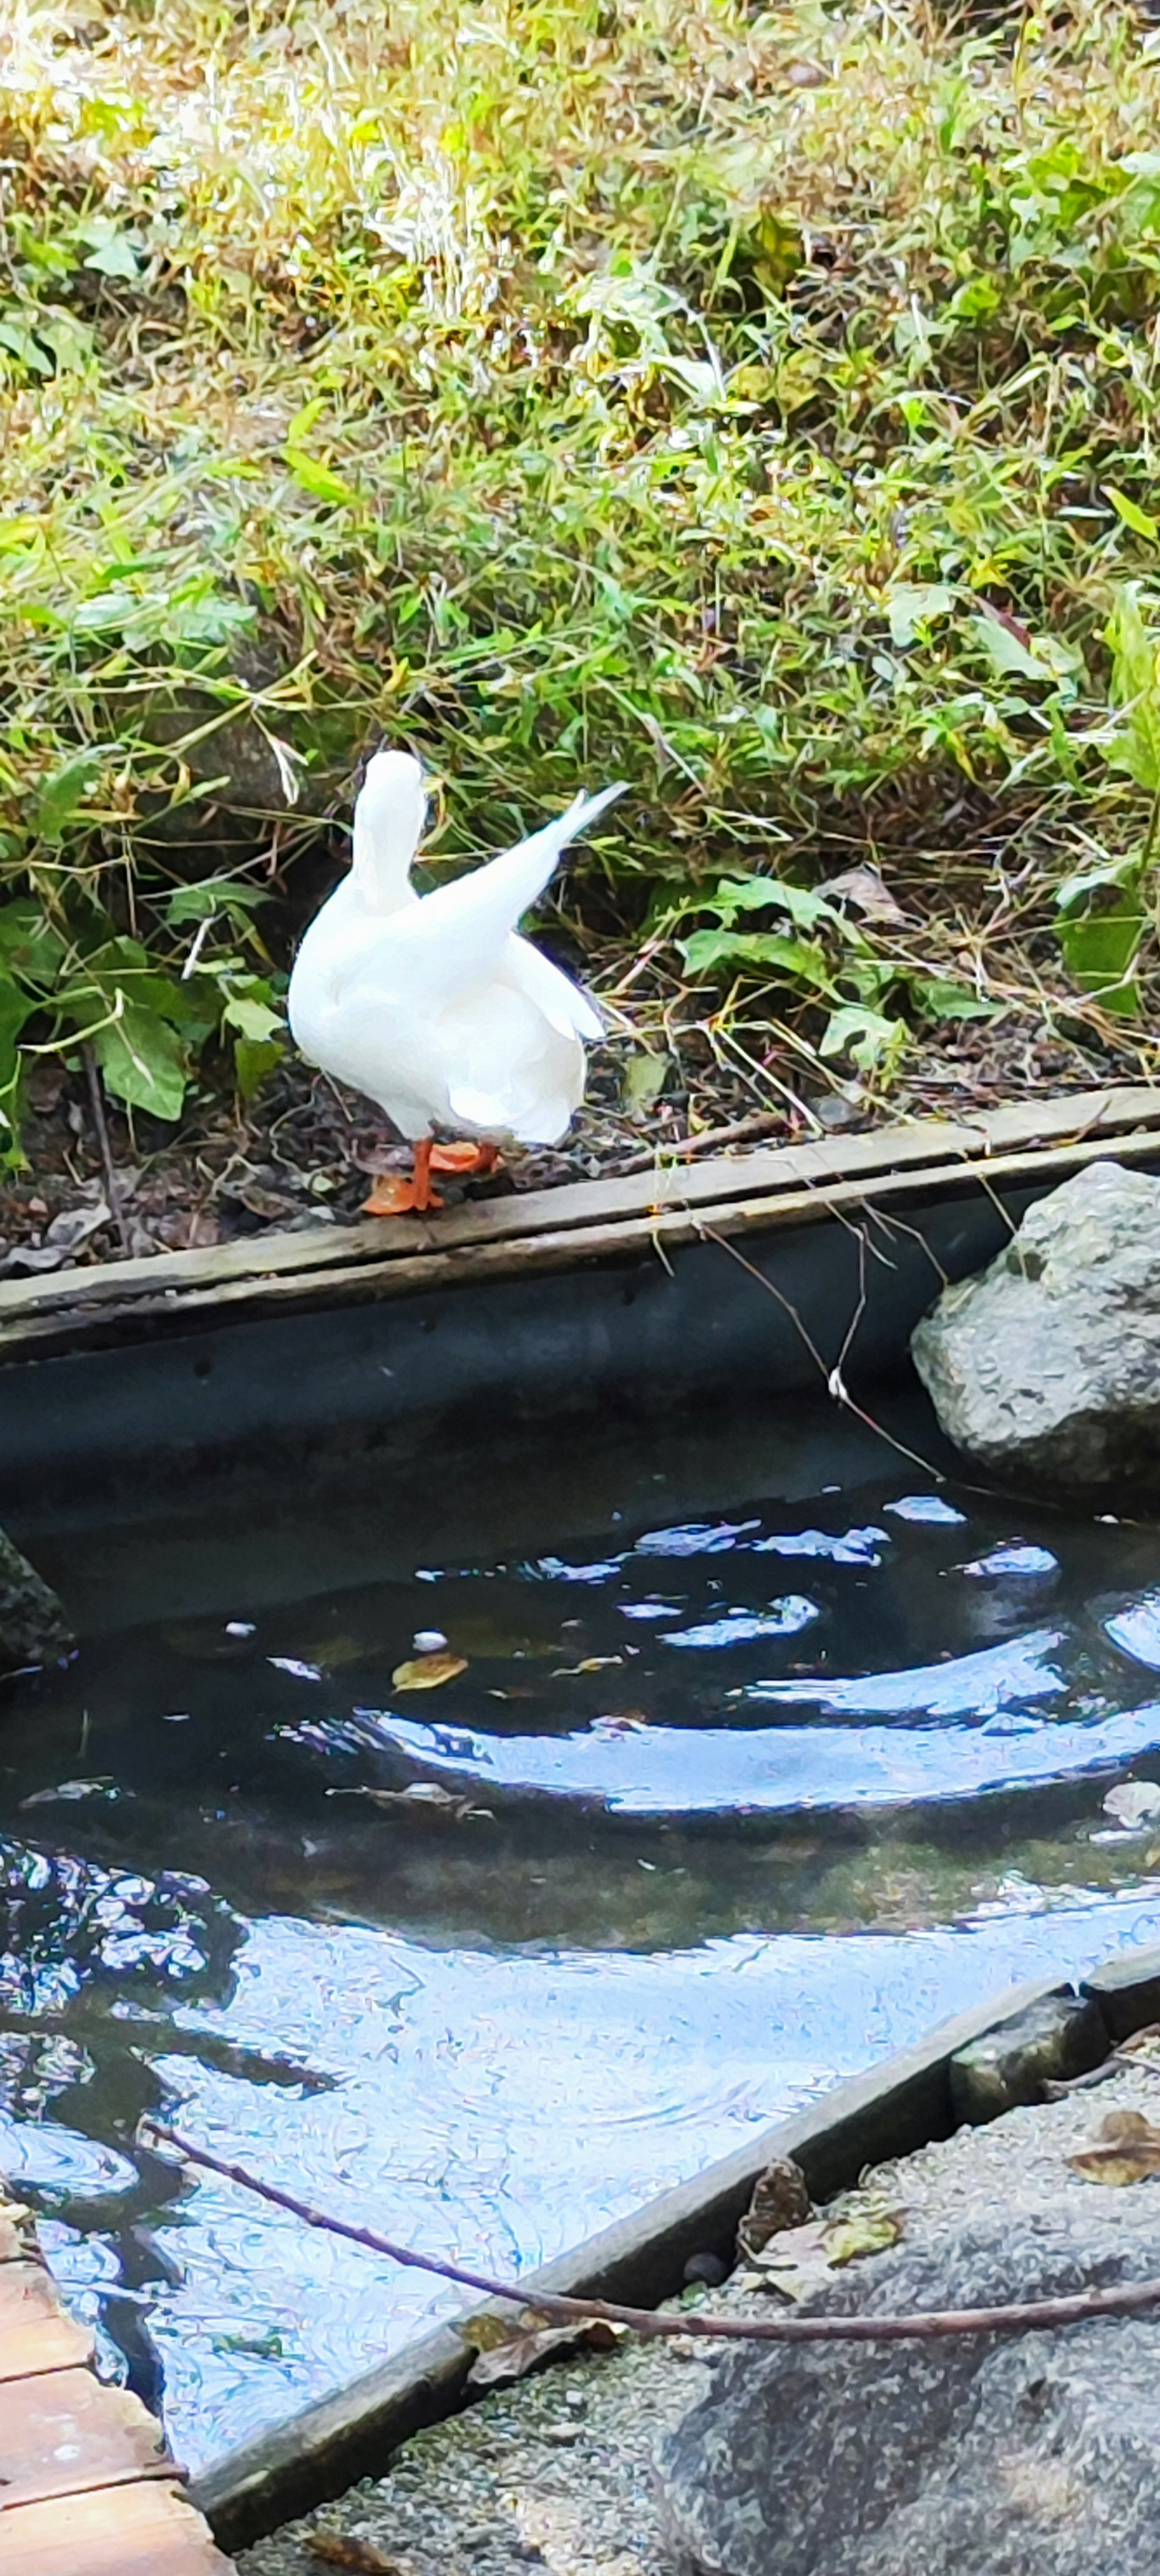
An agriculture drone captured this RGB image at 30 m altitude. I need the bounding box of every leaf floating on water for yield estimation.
[822,2205,904,2265]
[391,1652,467,1690]
[304,2536,402,2573]
[343,1783,492,1825]
[20,1777,116,1808]
[1103,1781,1160,1830]
[465,2311,628,2387]
[551,1656,623,1677]
[1068,2108,1160,2185]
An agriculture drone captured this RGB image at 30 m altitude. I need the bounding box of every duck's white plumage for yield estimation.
[288,751,624,1147]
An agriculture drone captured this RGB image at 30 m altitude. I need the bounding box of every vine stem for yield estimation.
[144,2123,1160,2348]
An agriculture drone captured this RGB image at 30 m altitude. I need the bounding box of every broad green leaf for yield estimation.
[288,455,360,508]
[34,309,95,373]
[233,1033,284,1099]
[679,928,835,991]
[623,1050,668,1108]
[1057,908,1143,1015]
[222,990,283,1044]
[910,977,999,1023]
[93,1001,187,1120]
[701,876,838,932]
[36,747,107,845]
[0,967,34,1136]
[164,881,267,927]
[1105,486,1160,544]
[968,614,1054,681]
[1107,587,1160,791]
[820,1002,907,1071]
[886,583,954,648]
[0,902,68,991]
[0,320,52,374]
[81,229,141,281]
[1055,855,1142,916]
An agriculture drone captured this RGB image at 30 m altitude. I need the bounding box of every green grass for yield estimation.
[5,0,1160,1143]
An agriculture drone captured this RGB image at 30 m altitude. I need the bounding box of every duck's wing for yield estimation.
[505,933,604,1043]
[381,781,626,1004]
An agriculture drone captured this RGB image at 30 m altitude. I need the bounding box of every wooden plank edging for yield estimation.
[2,1086,1160,1362]
[0,2186,235,2570]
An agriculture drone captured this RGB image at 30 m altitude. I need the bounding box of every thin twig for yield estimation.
[143,2123,1160,2347]
[81,1041,131,1254]
[612,1108,781,1175]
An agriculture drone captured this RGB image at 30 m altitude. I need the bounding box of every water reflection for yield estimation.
[1,1434,1160,2471]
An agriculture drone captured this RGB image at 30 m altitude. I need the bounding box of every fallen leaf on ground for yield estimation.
[738,2155,811,2256]
[392,1652,468,1690]
[304,2534,402,2572]
[819,865,909,924]
[1118,2024,1160,2064]
[822,2205,904,2265]
[747,2197,905,2296]
[1068,2107,1160,2185]
[465,2312,627,2387]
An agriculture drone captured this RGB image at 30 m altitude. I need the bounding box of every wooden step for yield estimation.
[0,2185,234,2572]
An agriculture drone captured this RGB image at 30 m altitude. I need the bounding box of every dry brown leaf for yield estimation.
[462,2310,627,2387]
[819,864,909,925]
[353,1784,492,1824]
[304,2534,401,2573]
[391,1652,468,1690]
[1118,2024,1160,2064]
[1068,2107,1160,2185]
[738,2156,810,2257]
[551,1656,623,1676]
[746,2197,904,2296]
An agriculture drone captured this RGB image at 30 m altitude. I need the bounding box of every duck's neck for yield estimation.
[351,805,420,917]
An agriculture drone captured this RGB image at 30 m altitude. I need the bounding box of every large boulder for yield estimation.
[911,1158,1160,1488]
[656,2085,1160,2576]
[0,1529,72,1672]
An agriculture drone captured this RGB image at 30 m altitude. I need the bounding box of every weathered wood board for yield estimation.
[0,2186,234,2573]
[0,1085,1157,1363]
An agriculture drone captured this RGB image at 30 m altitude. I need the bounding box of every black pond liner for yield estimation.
[0,1099,1158,2548]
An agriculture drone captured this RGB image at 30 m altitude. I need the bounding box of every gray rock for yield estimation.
[912,1158,1160,1488]
[656,2168,1160,2575]
[0,1529,73,1670]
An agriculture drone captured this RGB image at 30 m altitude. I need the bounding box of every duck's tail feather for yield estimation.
[399,780,629,985]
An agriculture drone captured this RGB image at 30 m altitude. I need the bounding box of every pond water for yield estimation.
[4,1402,1160,2475]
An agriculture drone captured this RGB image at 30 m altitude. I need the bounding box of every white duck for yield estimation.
[288,749,625,1213]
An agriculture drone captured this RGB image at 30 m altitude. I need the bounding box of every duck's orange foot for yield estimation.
[361,1174,444,1217]
[428,1141,502,1178]
[362,1137,443,1216]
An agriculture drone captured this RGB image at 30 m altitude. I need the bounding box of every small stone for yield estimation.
[543,2425,581,2446]
[683,2251,727,2289]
